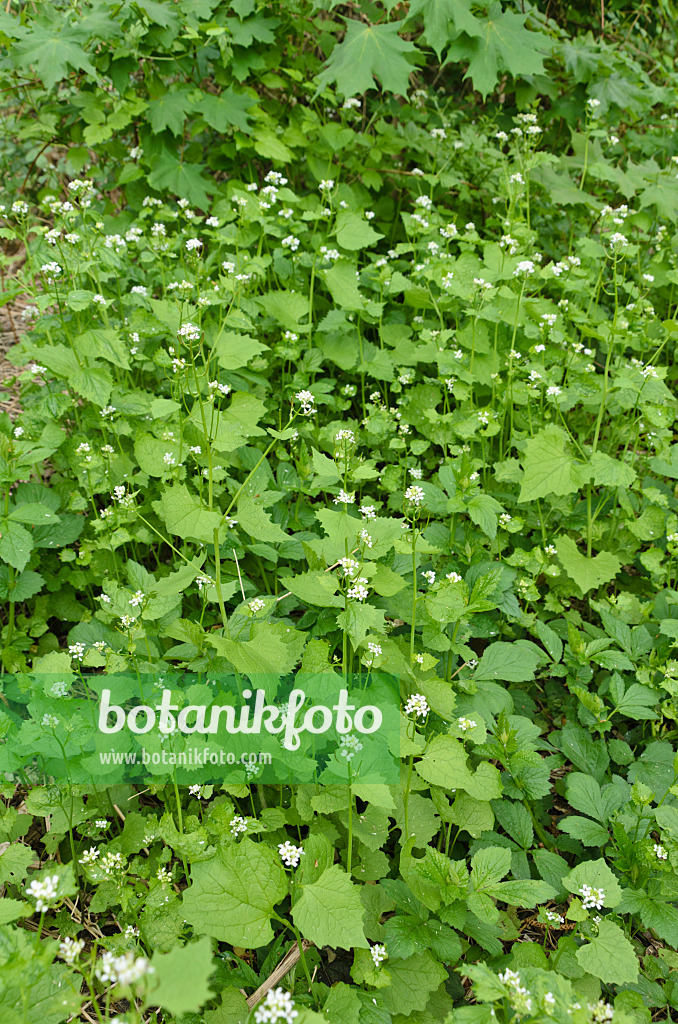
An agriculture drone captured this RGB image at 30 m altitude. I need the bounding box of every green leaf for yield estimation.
[562,858,622,907]
[182,839,287,947]
[492,800,533,848]
[334,211,383,251]
[316,20,417,97]
[379,951,447,1015]
[555,536,621,595]
[519,426,583,502]
[236,496,288,543]
[323,261,363,311]
[196,89,256,133]
[71,367,113,407]
[336,603,386,648]
[153,485,226,545]
[407,0,483,58]
[559,816,610,847]
[209,621,306,674]
[415,734,502,800]
[148,937,214,1015]
[575,920,638,984]
[475,641,540,682]
[280,570,344,608]
[311,448,341,482]
[446,2,547,99]
[14,25,95,89]
[0,521,33,572]
[215,332,267,369]
[256,290,310,331]
[147,152,213,208]
[590,451,637,487]
[75,329,131,370]
[147,86,193,135]
[8,503,60,525]
[292,864,369,949]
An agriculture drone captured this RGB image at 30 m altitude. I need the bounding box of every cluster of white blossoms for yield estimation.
[59,937,85,964]
[579,884,605,910]
[347,578,369,602]
[26,874,61,912]
[498,968,533,1017]
[295,389,315,414]
[334,489,355,505]
[371,944,388,965]
[404,693,429,718]
[249,597,266,613]
[177,321,201,341]
[588,1000,615,1022]
[457,717,477,731]
[335,429,355,444]
[42,713,58,728]
[404,485,425,506]
[339,733,364,761]
[278,841,304,868]
[230,815,248,836]
[338,558,359,577]
[422,570,436,586]
[545,910,564,926]
[367,641,382,657]
[254,987,298,1024]
[654,843,668,860]
[446,571,463,583]
[96,950,154,988]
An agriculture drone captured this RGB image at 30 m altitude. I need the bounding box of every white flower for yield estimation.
[51,680,68,697]
[185,237,202,252]
[333,489,355,505]
[587,97,601,110]
[26,874,60,912]
[230,815,248,836]
[414,653,424,664]
[254,986,298,1024]
[430,127,447,140]
[157,866,172,884]
[458,717,477,731]
[249,597,266,613]
[281,235,300,251]
[409,467,423,479]
[318,179,335,192]
[338,733,363,760]
[404,485,425,506]
[120,615,136,628]
[338,558,359,577]
[446,571,463,583]
[422,570,436,585]
[499,513,512,526]
[69,642,86,661]
[42,713,58,728]
[96,950,154,988]
[643,273,654,283]
[163,452,176,468]
[545,911,564,925]
[546,385,562,397]
[92,293,107,306]
[79,847,99,865]
[513,259,535,277]
[13,426,24,438]
[189,784,204,797]
[367,642,382,657]
[129,590,145,607]
[131,285,148,296]
[405,693,429,717]
[59,937,84,963]
[189,445,202,455]
[654,843,668,860]
[125,924,140,937]
[41,261,62,282]
[360,504,376,519]
[208,379,232,396]
[608,232,628,249]
[319,246,340,260]
[295,389,316,414]
[177,322,201,341]
[335,429,355,444]
[579,883,605,910]
[347,583,369,601]
[371,944,388,966]
[278,841,304,868]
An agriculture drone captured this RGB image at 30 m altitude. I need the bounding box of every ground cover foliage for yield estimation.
[1,0,678,1021]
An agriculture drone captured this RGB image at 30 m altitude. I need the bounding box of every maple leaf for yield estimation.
[446,3,548,99]
[406,0,483,59]
[14,25,95,90]
[195,89,256,134]
[315,19,418,97]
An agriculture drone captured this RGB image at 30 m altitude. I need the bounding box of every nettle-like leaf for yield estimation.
[518,425,585,503]
[291,864,369,949]
[182,839,287,947]
[315,20,418,97]
[556,536,621,595]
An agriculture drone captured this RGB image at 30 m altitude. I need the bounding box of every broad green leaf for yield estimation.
[280,570,344,608]
[71,367,113,407]
[519,426,584,502]
[75,329,131,370]
[589,450,637,487]
[559,816,609,847]
[215,332,267,369]
[556,536,621,595]
[208,621,306,674]
[316,20,417,97]
[562,858,622,907]
[153,485,226,544]
[415,734,502,799]
[182,839,287,947]
[292,864,369,949]
[8,503,60,525]
[407,0,483,58]
[257,290,310,331]
[0,521,33,572]
[575,920,638,984]
[475,641,540,682]
[311,448,341,481]
[236,496,288,543]
[147,86,193,135]
[323,261,363,311]
[196,89,256,133]
[446,2,547,99]
[148,937,214,1014]
[147,152,213,208]
[14,25,95,89]
[334,211,383,250]
[379,951,447,1015]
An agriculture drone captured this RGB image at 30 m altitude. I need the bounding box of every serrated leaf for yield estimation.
[475,641,540,682]
[195,88,255,133]
[316,20,417,97]
[519,425,583,502]
[575,919,638,984]
[14,25,95,89]
[556,536,621,595]
[407,0,483,58]
[147,937,214,1015]
[292,864,368,949]
[335,211,383,250]
[182,839,287,947]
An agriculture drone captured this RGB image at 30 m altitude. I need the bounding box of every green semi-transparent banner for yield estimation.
[0,672,402,785]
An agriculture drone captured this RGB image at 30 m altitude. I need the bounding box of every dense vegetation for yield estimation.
[1,1,678,1022]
